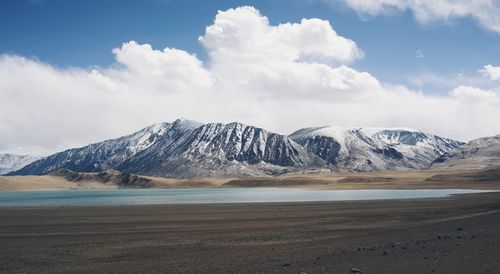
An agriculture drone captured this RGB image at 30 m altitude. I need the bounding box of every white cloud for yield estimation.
[111,41,214,93]
[327,0,500,33]
[1,6,500,156]
[199,6,371,102]
[450,85,499,102]
[409,69,500,93]
[480,64,500,80]
[199,6,363,67]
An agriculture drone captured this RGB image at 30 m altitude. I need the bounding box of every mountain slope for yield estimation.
[0,154,40,175]
[119,122,327,178]
[10,119,201,175]
[432,134,500,170]
[10,120,327,178]
[289,127,463,172]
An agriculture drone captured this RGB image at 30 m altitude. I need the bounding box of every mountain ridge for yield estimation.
[432,134,500,170]
[289,126,463,172]
[8,119,465,178]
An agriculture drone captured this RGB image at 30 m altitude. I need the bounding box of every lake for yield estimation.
[0,188,493,207]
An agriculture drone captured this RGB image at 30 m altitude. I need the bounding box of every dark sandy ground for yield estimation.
[1,192,500,273]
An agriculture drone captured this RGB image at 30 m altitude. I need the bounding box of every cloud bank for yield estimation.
[328,0,500,33]
[1,6,500,156]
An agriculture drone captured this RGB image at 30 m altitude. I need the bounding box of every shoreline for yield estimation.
[1,167,500,192]
[0,193,496,212]
[1,184,499,192]
[0,187,496,209]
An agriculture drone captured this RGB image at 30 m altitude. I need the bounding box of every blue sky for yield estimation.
[1,0,499,94]
[2,0,500,155]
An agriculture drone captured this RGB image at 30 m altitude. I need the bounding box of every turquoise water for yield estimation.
[0,188,491,207]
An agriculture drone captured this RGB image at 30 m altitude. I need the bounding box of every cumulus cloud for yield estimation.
[198,6,374,102]
[480,64,500,80]
[450,85,499,102]
[111,41,214,93]
[199,7,363,66]
[1,6,500,156]
[327,0,500,33]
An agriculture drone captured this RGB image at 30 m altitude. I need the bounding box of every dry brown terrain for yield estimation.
[0,175,117,192]
[2,166,500,192]
[1,192,500,273]
[224,169,500,190]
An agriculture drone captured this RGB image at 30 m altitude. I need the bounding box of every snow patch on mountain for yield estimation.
[289,126,463,171]
[118,122,326,178]
[9,119,201,175]
[0,154,41,175]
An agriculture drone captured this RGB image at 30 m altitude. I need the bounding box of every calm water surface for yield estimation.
[0,188,492,207]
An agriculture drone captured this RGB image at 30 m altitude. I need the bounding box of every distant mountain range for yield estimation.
[432,134,500,170]
[0,154,40,175]
[6,118,474,178]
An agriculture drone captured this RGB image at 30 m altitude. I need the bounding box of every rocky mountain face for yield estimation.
[0,154,40,175]
[432,134,500,170]
[10,119,201,176]
[9,119,464,177]
[10,119,326,178]
[117,122,326,177]
[289,127,463,172]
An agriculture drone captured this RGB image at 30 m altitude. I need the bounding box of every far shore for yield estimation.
[1,167,500,192]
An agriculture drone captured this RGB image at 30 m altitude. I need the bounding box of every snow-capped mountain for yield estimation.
[289,127,463,172]
[10,119,326,177]
[9,119,464,177]
[10,119,202,176]
[0,154,40,175]
[118,122,325,177]
[432,134,500,170]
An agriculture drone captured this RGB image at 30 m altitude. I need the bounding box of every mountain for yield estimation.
[0,154,40,175]
[10,119,201,176]
[9,119,464,177]
[10,119,326,178]
[117,122,326,177]
[289,127,463,172]
[432,134,500,170]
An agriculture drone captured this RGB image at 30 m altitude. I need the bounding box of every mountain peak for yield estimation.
[172,118,204,130]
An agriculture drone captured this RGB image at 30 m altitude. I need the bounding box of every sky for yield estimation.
[1,0,500,156]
